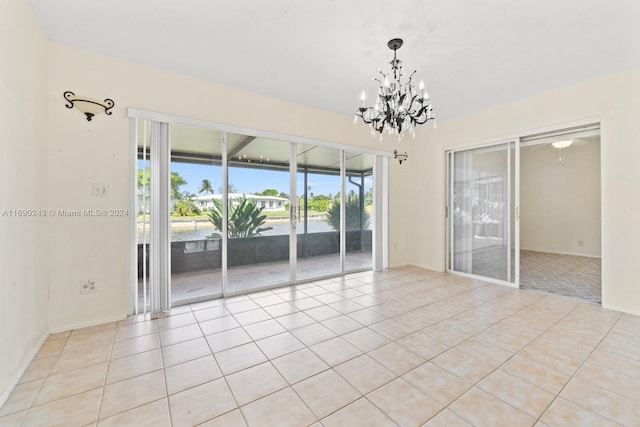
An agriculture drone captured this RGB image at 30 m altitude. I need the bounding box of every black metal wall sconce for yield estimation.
[64,91,115,121]
[394,150,408,164]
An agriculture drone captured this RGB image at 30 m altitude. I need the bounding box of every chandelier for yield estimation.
[355,38,435,141]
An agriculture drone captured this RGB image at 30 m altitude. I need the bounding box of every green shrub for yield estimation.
[207,198,273,238]
[326,191,370,231]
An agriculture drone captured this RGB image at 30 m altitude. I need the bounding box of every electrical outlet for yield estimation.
[80,279,97,294]
[578,240,584,247]
[92,183,110,197]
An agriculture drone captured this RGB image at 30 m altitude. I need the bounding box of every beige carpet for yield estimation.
[520,250,601,304]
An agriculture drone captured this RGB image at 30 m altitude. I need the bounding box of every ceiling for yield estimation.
[30,0,640,122]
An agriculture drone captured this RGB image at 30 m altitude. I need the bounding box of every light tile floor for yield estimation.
[2,266,640,426]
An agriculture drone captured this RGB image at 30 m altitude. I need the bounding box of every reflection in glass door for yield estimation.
[449,142,516,284]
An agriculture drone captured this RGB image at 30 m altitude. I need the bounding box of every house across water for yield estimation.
[195,193,289,212]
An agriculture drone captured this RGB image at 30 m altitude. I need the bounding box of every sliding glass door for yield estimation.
[132,115,385,314]
[226,135,291,293]
[295,144,343,281]
[345,152,374,272]
[449,142,517,284]
[169,125,223,304]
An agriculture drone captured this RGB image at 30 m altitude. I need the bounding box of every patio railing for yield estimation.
[138,230,372,276]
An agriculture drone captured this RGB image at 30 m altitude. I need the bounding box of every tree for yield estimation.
[218,183,239,194]
[364,188,373,206]
[172,192,201,216]
[170,173,188,200]
[326,190,370,231]
[173,199,201,216]
[199,179,215,195]
[137,168,187,201]
[308,194,329,212]
[207,198,273,238]
[259,189,279,196]
[136,169,151,213]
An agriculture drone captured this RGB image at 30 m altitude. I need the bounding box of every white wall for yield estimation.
[409,66,640,315]
[520,140,601,257]
[7,0,638,406]
[45,43,407,332]
[0,0,50,405]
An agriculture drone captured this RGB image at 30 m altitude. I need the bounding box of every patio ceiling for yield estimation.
[139,123,373,173]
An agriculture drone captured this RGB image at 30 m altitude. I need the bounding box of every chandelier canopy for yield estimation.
[355,38,435,141]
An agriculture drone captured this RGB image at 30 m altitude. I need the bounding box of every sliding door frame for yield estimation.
[445,119,603,289]
[446,139,519,288]
[128,108,390,313]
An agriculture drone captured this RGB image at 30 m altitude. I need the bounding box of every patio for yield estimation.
[138,251,373,306]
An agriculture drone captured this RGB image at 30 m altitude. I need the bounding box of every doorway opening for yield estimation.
[519,127,601,303]
[446,124,602,303]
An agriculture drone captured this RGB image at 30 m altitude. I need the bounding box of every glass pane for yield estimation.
[452,143,512,281]
[227,135,291,292]
[169,125,223,304]
[296,144,342,281]
[136,119,151,313]
[345,152,373,272]
[510,142,516,283]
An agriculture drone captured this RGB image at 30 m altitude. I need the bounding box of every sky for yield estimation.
[169,162,349,198]
[139,160,371,199]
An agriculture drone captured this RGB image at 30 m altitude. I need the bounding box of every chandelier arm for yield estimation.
[407,95,424,113]
[372,118,384,133]
[357,110,373,124]
[413,111,434,125]
[355,38,435,140]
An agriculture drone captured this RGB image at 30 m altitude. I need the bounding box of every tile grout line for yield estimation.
[487,300,620,426]
[195,302,250,427]
[533,310,625,426]
[418,305,539,422]
[5,269,638,426]
[16,333,71,427]
[426,289,584,425]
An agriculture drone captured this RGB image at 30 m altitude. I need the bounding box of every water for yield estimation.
[137,218,334,243]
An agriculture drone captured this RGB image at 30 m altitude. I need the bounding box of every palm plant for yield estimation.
[207,198,273,238]
[198,179,215,195]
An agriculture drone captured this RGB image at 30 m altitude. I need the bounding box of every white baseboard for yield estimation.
[1,314,128,408]
[520,247,601,259]
[49,314,128,335]
[0,330,49,409]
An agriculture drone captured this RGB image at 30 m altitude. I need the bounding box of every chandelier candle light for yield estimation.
[355,38,435,141]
